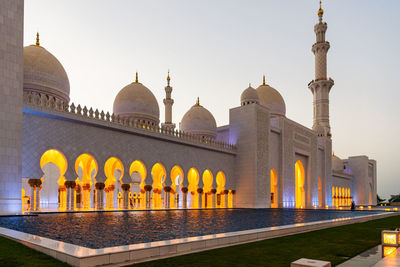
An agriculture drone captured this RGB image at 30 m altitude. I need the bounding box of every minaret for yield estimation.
[308,0,334,137]
[161,70,176,131]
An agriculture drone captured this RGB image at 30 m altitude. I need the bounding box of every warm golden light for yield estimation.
[75,153,98,210]
[188,168,199,208]
[383,233,397,245]
[383,246,397,257]
[216,171,226,208]
[170,165,184,208]
[41,149,68,210]
[202,169,213,208]
[270,169,278,208]
[295,160,305,209]
[151,163,166,209]
[104,157,124,209]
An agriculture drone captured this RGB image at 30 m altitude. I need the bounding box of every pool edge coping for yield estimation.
[0,211,397,266]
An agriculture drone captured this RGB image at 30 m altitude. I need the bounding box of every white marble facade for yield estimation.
[0,1,377,213]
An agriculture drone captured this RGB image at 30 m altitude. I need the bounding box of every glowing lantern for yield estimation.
[382,230,400,257]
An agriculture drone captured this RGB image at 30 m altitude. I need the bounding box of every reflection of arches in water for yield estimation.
[75,154,98,210]
[151,163,166,209]
[202,170,213,208]
[104,157,123,209]
[270,169,278,208]
[171,166,184,208]
[188,168,199,208]
[216,171,226,208]
[40,149,68,210]
[295,160,305,209]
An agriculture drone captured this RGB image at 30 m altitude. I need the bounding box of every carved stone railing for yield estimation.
[23,91,237,151]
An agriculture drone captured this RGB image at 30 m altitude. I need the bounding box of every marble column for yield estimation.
[211,189,217,208]
[121,184,130,209]
[95,183,105,210]
[197,188,203,209]
[182,187,188,209]
[224,190,229,208]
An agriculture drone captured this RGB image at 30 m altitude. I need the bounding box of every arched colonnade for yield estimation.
[25,149,235,211]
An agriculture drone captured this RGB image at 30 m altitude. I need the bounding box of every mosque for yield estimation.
[0,1,377,213]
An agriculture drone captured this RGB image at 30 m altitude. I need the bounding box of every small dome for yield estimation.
[113,74,160,126]
[24,43,70,103]
[241,85,259,106]
[180,98,217,139]
[256,77,286,116]
[332,154,344,171]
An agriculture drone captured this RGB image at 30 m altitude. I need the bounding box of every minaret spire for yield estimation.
[36,32,40,46]
[308,1,334,138]
[162,70,175,131]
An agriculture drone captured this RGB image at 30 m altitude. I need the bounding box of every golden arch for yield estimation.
[202,169,213,193]
[187,168,200,208]
[40,149,68,210]
[40,149,68,185]
[75,153,98,185]
[170,165,184,190]
[74,153,98,210]
[295,160,305,209]
[151,163,166,190]
[104,157,124,209]
[130,160,147,190]
[216,171,226,194]
[170,165,184,208]
[318,177,322,208]
[188,168,200,193]
[270,169,278,208]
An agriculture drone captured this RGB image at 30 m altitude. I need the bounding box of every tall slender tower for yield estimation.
[161,71,176,130]
[308,1,334,137]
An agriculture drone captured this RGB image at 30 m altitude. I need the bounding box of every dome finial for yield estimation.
[135,71,138,83]
[36,32,40,46]
[249,82,251,87]
[196,97,200,106]
[262,75,266,86]
[318,0,324,18]
[167,69,171,86]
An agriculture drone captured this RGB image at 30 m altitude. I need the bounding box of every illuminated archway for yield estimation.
[202,169,213,208]
[151,163,166,209]
[40,149,68,210]
[104,157,124,209]
[270,169,278,208]
[318,178,322,208]
[75,153,98,210]
[171,165,184,208]
[188,168,200,208]
[216,171,226,208]
[130,160,147,209]
[295,160,305,209]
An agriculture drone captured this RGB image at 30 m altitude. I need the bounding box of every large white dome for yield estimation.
[256,79,286,116]
[180,98,217,139]
[113,76,160,126]
[24,44,70,103]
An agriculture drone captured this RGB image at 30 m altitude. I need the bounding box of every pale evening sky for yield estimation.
[24,0,400,200]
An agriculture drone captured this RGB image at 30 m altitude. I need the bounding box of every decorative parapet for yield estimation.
[23,91,236,152]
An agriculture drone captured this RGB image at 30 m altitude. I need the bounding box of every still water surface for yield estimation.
[0,209,382,248]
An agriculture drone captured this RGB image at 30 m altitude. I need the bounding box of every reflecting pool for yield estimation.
[0,209,383,249]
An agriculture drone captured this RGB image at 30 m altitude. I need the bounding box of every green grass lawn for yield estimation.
[0,214,399,267]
